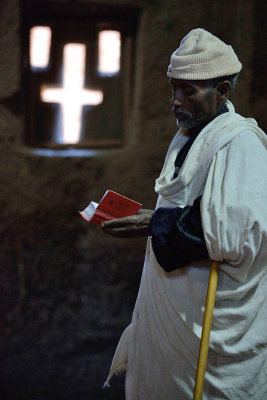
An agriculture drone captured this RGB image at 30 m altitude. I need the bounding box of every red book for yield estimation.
[79,190,142,225]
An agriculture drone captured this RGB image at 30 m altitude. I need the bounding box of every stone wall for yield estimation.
[0,1,264,399]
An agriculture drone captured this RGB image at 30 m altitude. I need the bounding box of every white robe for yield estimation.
[105,102,267,399]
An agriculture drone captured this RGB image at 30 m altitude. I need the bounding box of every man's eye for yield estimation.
[183,87,195,95]
[171,86,195,96]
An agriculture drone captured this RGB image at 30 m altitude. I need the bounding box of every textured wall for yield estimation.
[0,0,264,399]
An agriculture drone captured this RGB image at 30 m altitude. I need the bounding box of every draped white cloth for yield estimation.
[105,102,267,399]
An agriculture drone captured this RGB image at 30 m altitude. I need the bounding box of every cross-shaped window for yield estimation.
[22,1,140,150]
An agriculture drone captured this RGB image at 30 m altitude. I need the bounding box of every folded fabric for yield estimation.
[151,197,209,272]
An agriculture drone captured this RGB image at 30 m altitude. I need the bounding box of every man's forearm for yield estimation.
[151,197,209,272]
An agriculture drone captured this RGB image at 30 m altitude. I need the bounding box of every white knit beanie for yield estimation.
[167,28,242,80]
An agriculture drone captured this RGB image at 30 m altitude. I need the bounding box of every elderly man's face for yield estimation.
[170,78,218,129]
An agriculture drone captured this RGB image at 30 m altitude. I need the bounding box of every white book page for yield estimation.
[80,201,98,221]
[100,190,109,202]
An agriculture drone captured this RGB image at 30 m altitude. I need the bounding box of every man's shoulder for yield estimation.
[220,110,266,147]
[228,127,266,155]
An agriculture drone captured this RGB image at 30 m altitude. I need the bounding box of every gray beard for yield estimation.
[175,108,212,129]
[176,113,210,129]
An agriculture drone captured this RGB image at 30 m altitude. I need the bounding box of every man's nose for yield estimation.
[170,92,183,107]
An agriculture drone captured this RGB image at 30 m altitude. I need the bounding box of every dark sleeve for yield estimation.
[150,196,209,272]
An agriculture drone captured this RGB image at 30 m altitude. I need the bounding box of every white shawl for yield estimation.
[105,102,267,399]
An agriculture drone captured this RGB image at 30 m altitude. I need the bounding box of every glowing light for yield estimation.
[30,26,51,68]
[98,30,121,75]
[41,43,103,144]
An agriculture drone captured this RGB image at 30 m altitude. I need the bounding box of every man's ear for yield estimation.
[217,81,231,105]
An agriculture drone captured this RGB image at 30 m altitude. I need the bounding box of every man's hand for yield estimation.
[101,209,154,238]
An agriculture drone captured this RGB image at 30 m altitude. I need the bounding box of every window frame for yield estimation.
[21,1,140,149]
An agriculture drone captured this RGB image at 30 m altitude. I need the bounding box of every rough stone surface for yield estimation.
[0,0,265,399]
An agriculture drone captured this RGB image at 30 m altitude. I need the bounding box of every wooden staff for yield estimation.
[193,260,220,400]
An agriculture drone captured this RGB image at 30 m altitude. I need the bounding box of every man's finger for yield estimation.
[101,226,139,238]
[101,216,136,228]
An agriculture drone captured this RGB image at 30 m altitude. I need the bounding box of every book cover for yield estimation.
[79,190,142,225]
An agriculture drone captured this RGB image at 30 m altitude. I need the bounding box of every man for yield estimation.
[102,29,267,399]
